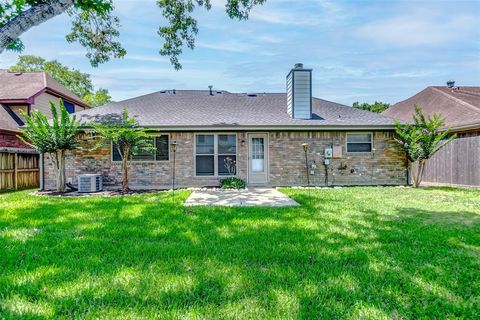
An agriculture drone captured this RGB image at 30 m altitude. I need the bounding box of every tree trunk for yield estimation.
[0,0,75,53]
[121,157,129,192]
[407,160,413,186]
[412,159,425,188]
[417,159,426,187]
[49,150,67,192]
[120,145,130,192]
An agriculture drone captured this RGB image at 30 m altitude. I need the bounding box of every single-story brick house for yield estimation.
[41,64,407,190]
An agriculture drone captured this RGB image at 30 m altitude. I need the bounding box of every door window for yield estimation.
[251,137,264,172]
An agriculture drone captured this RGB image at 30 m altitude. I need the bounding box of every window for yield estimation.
[63,101,75,114]
[217,134,237,176]
[195,135,214,176]
[195,134,237,176]
[347,133,372,153]
[112,135,169,161]
[155,135,169,160]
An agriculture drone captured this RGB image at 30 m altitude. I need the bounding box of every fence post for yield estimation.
[14,152,18,190]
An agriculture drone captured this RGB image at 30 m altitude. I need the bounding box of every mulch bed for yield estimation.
[32,189,168,197]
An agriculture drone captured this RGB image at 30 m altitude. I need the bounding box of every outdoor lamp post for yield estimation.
[302,143,312,206]
[171,140,177,205]
[302,143,310,185]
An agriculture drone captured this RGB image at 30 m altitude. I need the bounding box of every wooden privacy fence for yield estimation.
[421,135,480,187]
[0,149,39,191]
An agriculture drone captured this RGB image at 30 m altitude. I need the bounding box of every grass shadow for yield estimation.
[1,187,479,318]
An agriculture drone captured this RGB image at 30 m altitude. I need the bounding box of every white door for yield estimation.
[248,133,268,184]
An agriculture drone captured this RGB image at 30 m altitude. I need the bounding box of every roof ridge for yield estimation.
[43,72,87,103]
[42,71,47,88]
[456,88,480,98]
[429,86,480,113]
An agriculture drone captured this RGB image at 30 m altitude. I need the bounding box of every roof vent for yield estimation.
[160,90,166,93]
[247,93,257,97]
[172,89,176,94]
[208,85,213,96]
[446,80,455,88]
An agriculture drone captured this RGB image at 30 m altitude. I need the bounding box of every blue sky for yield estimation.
[0,0,479,105]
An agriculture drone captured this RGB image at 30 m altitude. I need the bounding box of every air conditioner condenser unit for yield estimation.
[78,174,103,193]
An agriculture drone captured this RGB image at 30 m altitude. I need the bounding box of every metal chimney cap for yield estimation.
[294,63,304,69]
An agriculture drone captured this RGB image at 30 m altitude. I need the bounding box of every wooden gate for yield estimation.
[0,149,39,191]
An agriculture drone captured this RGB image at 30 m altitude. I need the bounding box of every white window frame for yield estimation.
[194,133,237,177]
[111,133,170,163]
[346,132,373,153]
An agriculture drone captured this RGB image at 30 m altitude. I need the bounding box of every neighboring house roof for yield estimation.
[383,86,480,131]
[0,104,22,132]
[0,70,90,108]
[76,90,395,130]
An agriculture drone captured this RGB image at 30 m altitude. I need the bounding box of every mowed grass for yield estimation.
[0,187,479,319]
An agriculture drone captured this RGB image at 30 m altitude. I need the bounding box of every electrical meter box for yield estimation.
[333,145,343,158]
[324,147,333,159]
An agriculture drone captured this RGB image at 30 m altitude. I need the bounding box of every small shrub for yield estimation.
[220,177,246,189]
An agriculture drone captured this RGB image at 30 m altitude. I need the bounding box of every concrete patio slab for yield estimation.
[184,188,299,207]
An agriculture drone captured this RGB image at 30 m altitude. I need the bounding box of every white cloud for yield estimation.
[358,11,479,47]
[249,0,348,27]
[196,40,275,56]
[197,40,253,53]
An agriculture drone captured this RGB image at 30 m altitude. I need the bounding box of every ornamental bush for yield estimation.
[394,105,455,187]
[220,177,246,189]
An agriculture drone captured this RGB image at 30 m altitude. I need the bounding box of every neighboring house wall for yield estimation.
[420,130,480,187]
[31,92,85,117]
[0,130,30,149]
[0,93,87,149]
[43,130,407,190]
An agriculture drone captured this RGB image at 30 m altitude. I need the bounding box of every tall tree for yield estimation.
[395,106,456,187]
[91,109,155,191]
[83,88,112,107]
[0,0,266,70]
[18,100,80,192]
[10,55,111,107]
[353,101,390,113]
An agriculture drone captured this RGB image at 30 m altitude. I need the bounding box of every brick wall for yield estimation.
[43,130,407,190]
[0,131,32,149]
[269,131,407,186]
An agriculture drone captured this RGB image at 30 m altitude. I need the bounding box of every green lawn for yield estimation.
[0,187,479,319]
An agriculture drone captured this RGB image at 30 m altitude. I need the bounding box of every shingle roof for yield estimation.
[76,90,395,129]
[0,70,88,107]
[383,86,480,129]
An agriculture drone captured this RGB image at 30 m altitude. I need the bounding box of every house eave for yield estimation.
[448,123,480,133]
[44,88,91,109]
[79,124,397,131]
[0,89,91,109]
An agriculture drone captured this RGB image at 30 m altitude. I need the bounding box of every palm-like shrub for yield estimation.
[395,106,456,187]
[91,109,154,191]
[19,100,79,192]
